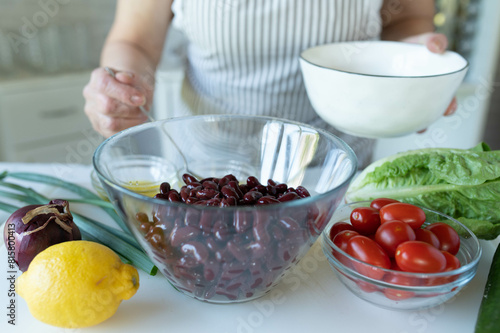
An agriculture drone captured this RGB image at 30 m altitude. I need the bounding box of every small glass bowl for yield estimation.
[321,201,482,311]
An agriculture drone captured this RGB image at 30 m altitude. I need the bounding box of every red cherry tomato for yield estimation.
[357,280,379,293]
[425,222,460,255]
[329,222,356,241]
[383,272,418,300]
[442,251,461,271]
[379,203,426,230]
[350,207,381,235]
[425,251,462,286]
[374,220,416,257]
[414,228,441,249]
[333,230,359,252]
[346,235,391,280]
[395,241,447,273]
[370,198,400,210]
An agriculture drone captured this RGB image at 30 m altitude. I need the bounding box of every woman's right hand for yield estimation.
[83,67,152,138]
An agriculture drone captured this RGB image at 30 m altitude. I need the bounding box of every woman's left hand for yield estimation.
[402,32,458,116]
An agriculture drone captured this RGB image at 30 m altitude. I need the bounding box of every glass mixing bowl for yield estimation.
[93,115,357,303]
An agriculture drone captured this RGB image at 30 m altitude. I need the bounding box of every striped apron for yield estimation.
[170,0,384,167]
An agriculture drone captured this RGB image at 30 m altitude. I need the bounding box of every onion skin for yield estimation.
[3,200,81,272]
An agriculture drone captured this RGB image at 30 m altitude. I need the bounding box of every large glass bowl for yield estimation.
[321,201,482,311]
[93,115,357,303]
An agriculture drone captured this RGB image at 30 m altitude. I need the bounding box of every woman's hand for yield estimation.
[402,32,458,116]
[83,67,152,138]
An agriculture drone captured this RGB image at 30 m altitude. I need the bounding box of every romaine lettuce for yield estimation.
[346,143,500,240]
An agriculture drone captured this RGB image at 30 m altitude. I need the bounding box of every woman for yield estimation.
[83,0,456,167]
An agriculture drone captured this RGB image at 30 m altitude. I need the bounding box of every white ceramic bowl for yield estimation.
[299,41,469,138]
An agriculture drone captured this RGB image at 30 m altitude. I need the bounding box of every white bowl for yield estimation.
[299,41,469,138]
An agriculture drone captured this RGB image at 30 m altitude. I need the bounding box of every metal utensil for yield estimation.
[104,67,202,182]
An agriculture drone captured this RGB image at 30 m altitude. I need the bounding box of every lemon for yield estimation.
[16,240,139,328]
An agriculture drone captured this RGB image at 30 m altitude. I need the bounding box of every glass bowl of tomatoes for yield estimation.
[321,199,482,311]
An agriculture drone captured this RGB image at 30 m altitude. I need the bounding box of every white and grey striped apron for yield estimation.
[170,0,384,167]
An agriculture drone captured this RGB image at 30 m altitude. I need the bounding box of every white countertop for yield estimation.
[0,162,498,333]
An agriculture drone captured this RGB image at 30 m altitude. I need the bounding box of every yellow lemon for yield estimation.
[16,240,139,328]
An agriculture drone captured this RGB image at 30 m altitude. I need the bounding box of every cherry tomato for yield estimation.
[333,230,359,252]
[329,222,356,241]
[346,235,391,280]
[374,220,416,257]
[370,198,400,210]
[442,251,461,271]
[383,273,418,300]
[425,222,460,255]
[425,251,462,286]
[414,228,440,249]
[379,203,426,230]
[357,280,379,293]
[395,241,446,273]
[350,207,381,235]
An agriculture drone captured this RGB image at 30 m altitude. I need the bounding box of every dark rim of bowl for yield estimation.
[93,114,359,212]
[300,40,470,79]
[322,201,482,282]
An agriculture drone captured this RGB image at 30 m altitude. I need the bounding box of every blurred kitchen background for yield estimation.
[0,0,498,164]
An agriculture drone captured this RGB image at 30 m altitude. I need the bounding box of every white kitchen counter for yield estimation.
[0,162,498,333]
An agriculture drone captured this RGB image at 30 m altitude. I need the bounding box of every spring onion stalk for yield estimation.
[6,172,129,233]
[0,190,40,205]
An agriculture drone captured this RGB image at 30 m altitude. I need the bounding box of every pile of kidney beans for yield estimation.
[135,173,325,301]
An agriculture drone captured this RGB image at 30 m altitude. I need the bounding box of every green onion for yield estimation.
[6,172,129,233]
[0,178,158,276]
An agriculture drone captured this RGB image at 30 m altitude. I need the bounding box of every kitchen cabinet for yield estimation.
[0,72,102,163]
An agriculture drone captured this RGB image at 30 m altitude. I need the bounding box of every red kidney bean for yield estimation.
[180,187,190,202]
[199,211,214,233]
[185,197,200,205]
[154,193,168,200]
[205,198,222,206]
[202,180,219,190]
[278,192,300,202]
[242,191,263,204]
[160,182,171,194]
[203,259,220,281]
[213,220,232,242]
[221,185,239,199]
[175,256,200,269]
[278,216,301,231]
[270,225,285,241]
[181,241,209,263]
[252,215,271,245]
[296,186,311,198]
[168,191,182,202]
[234,211,253,233]
[275,183,288,194]
[226,274,247,291]
[246,176,261,188]
[196,188,219,200]
[227,240,249,263]
[266,185,277,196]
[184,209,201,227]
[227,181,244,198]
[220,262,246,280]
[220,197,237,207]
[248,241,268,259]
[215,248,234,263]
[169,226,201,247]
[182,173,198,184]
[256,196,280,205]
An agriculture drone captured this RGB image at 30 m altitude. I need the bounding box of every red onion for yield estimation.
[3,199,81,272]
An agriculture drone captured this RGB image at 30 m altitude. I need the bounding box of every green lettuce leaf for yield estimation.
[346,143,500,240]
